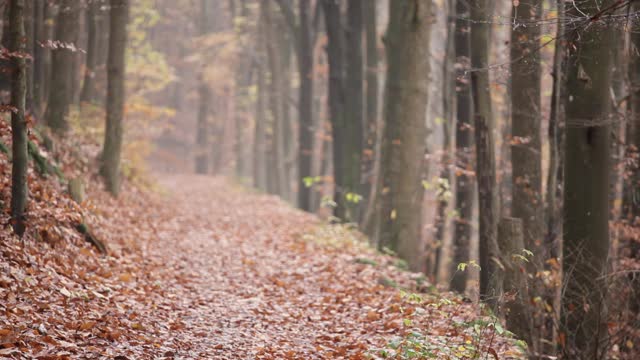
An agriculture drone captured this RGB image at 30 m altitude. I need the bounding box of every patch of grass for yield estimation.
[355,257,378,266]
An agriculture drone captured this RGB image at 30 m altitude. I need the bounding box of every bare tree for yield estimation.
[100,0,129,196]
[373,0,431,271]
[9,0,28,236]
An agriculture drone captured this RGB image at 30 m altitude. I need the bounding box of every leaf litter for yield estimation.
[0,122,524,358]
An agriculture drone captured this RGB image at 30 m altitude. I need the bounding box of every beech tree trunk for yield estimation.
[45,0,80,134]
[561,1,613,357]
[100,0,129,196]
[510,0,543,262]
[297,0,314,211]
[9,0,28,237]
[195,0,214,174]
[31,0,44,116]
[470,0,501,307]
[360,0,378,229]
[253,61,267,191]
[265,1,286,197]
[344,0,364,220]
[374,0,431,271]
[80,0,102,104]
[450,0,474,293]
[497,217,531,342]
[321,0,348,219]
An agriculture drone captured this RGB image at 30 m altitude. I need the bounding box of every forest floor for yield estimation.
[0,125,525,358]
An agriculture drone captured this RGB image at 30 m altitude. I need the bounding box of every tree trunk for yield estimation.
[297,0,314,211]
[233,0,252,180]
[344,0,364,220]
[265,1,286,197]
[254,61,267,191]
[510,0,543,263]
[100,0,129,196]
[0,4,11,93]
[80,0,102,104]
[321,0,348,219]
[23,0,32,112]
[9,0,28,237]
[195,82,210,174]
[497,217,532,342]
[360,0,379,229]
[470,0,501,307]
[44,0,80,134]
[31,0,44,116]
[433,0,457,282]
[38,0,55,115]
[70,7,84,106]
[373,0,431,272]
[195,0,215,175]
[561,1,613,357]
[544,0,567,354]
[450,0,475,294]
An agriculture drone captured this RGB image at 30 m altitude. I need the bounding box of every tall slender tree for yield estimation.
[80,0,104,104]
[373,0,431,271]
[321,0,348,219]
[470,0,501,305]
[31,0,44,116]
[344,0,364,219]
[510,0,543,262]
[44,0,80,134]
[100,0,129,196]
[450,0,474,293]
[297,0,314,211]
[264,0,286,197]
[561,1,614,357]
[195,0,214,174]
[360,0,379,228]
[9,0,28,237]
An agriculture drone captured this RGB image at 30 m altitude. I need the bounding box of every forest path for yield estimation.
[118,174,520,358]
[147,174,387,359]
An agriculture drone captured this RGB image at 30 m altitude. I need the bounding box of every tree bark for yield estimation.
[344,0,364,220]
[264,0,286,197]
[254,60,267,191]
[450,0,475,294]
[297,0,314,211]
[31,0,44,116]
[100,0,129,196]
[497,217,532,342]
[510,0,543,263]
[23,0,32,112]
[44,0,80,134]
[233,0,252,180]
[433,0,457,281]
[561,1,613,357]
[195,0,215,174]
[80,0,103,104]
[373,0,431,271]
[9,0,28,237]
[470,0,501,307]
[360,0,379,229]
[321,0,348,219]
